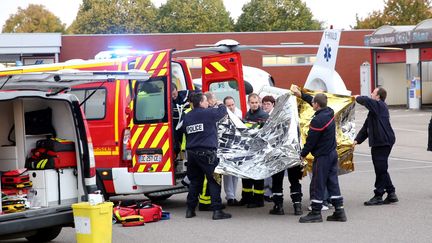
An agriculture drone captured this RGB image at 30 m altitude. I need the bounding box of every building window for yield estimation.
[182,57,202,69]
[262,55,316,66]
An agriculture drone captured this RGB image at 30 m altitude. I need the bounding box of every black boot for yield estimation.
[198,204,211,211]
[212,210,232,220]
[364,195,384,206]
[186,208,196,218]
[247,194,264,208]
[199,203,225,211]
[269,203,285,215]
[299,210,322,223]
[383,192,398,204]
[327,208,347,222]
[293,202,303,215]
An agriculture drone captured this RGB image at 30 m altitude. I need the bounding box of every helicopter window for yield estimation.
[209,80,241,110]
[182,57,202,69]
[263,55,316,66]
[134,79,167,123]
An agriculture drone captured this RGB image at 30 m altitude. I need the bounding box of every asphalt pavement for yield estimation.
[7,105,432,243]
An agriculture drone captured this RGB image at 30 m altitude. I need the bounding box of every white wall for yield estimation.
[377,63,407,105]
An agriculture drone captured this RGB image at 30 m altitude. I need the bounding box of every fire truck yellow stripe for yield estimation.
[94,151,112,156]
[162,137,170,154]
[133,154,137,166]
[162,158,171,171]
[211,62,227,72]
[138,164,146,172]
[0,61,121,76]
[163,62,167,68]
[114,78,120,143]
[205,67,213,75]
[151,164,158,171]
[157,68,167,76]
[151,52,166,70]
[148,70,154,75]
[134,57,142,68]
[131,127,144,147]
[141,55,153,70]
[150,125,168,148]
[139,126,156,148]
[125,83,130,99]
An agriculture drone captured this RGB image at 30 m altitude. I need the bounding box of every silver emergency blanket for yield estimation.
[215,93,302,180]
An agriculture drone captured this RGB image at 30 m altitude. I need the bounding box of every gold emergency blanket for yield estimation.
[215,93,302,180]
[299,90,356,175]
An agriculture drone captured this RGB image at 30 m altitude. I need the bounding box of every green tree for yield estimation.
[157,0,233,33]
[68,0,157,34]
[2,4,65,33]
[355,0,432,29]
[235,0,322,31]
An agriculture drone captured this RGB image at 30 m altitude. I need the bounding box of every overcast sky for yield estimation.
[0,0,385,30]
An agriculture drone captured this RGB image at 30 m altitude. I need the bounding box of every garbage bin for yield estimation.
[72,202,114,243]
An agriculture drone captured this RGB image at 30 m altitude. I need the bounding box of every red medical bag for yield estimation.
[1,169,30,185]
[25,138,76,169]
[113,201,162,224]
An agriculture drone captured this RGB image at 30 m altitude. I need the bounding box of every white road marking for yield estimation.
[354,152,432,164]
[392,127,427,133]
[355,165,432,173]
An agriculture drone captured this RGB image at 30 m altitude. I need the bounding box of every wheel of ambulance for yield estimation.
[25,226,62,242]
[144,194,172,202]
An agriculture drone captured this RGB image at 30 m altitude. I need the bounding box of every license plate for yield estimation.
[138,154,162,163]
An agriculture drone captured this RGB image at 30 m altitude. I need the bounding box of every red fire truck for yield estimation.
[0,47,260,201]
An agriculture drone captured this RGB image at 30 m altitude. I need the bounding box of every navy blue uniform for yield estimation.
[241,107,269,207]
[428,115,432,151]
[300,92,343,211]
[183,104,227,211]
[355,96,396,196]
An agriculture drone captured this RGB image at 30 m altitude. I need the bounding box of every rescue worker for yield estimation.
[291,85,347,223]
[354,87,398,205]
[183,92,231,220]
[197,91,221,211]
[239,93,269,208]
[172,83,186,159]
[223,96,242,206]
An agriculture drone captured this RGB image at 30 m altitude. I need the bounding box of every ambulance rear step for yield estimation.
[145,185,188,197]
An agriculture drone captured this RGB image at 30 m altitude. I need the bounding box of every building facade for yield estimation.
[365,19,432,107]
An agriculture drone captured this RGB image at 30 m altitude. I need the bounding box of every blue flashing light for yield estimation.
[95,49,151,59]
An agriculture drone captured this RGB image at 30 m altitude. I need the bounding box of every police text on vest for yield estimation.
[186,123,204,134]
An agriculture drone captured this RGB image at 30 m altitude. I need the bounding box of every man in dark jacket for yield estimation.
[239,93,269,208]
[291,86,347,223]
[428,115,432,151]
[354,87,398,206]
[183,92,231,220]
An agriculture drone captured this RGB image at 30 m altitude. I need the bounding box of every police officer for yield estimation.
[183,92,231,220]
[291,85,347,223]
[240,93,269,208]
[197,92,222,211]
[354,87,398,205]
